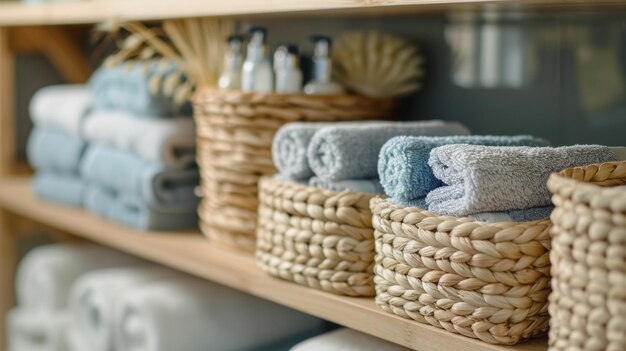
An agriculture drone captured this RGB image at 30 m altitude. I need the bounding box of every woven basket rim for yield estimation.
[547,161,626,194]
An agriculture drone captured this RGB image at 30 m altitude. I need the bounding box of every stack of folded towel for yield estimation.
[272,120,471,193]
[290,328,410,351]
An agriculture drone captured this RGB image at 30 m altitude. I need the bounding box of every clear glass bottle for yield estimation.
[241,27,273,93]
[218,35,244,90]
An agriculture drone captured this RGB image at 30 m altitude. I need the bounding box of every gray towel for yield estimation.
[426,144,618,216]
[307,121,470,180]
[309,177,384,194]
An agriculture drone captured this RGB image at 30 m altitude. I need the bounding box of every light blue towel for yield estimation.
[84,186,198,231]
[90,60,191,117]
[307,120,470,181]
[309,177,384,194]
[33,172,85,207]
[379,135,550,200]
[80,145,199,212]
[27,128,86,173]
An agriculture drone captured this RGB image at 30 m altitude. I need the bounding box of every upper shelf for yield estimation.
[0,0,624,26]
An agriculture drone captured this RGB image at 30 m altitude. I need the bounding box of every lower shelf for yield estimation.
[0,176,547,351]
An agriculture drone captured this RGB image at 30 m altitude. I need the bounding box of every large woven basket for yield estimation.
[193,88,393,251]
[256,177,377,296]
[547,161,626,351]
[370,197,552,345]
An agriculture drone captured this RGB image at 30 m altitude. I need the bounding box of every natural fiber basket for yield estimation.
[193,88,393,251]
[370,197,552,345]
[547,161,626,351]
[256,177,377,296]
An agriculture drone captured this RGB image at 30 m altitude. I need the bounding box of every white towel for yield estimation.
[7,308,69,351]
[82,110,196,168]
[68,266,177,351]
[16,243,142,311]
[113,276,325,351]
[29,85,91,136]
[290,329,410,351]
[66,328,88,351]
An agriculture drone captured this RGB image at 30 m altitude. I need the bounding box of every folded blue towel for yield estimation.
[33,172,85,207]
[27,128,86,173]
[309,177,384,194]
[84,186,198,230]
[90,60,190,117]
[379,135,550,200]
[80,145,199,212]
[307,121,470,181]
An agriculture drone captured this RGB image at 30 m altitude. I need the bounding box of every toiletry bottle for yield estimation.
[241,26,273,93]
[275,45,303,94]
[218,35,244,90]
[304,36,344,95]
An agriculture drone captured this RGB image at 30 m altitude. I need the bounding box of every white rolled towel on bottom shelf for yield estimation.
[16,243,144,310]
[113,276,325,351]
[290,329,411,351]
[7,308,69,351]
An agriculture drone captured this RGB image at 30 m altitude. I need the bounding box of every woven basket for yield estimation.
[256,177,377,296]
[370,197,552,345]
[547,161,626,351]
[193,88,393,252]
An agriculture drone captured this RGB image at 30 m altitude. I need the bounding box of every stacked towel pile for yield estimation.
[272,120,471,193]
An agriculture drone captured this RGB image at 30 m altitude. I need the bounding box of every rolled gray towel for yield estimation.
[307,121,470,180]
[426,144,618,216]
[309,177,384,194]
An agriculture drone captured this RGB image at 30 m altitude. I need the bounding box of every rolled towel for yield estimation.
[27,128,86,173]
[16,243,142,310]
[113,276,324,351]
[84,186,198,230]
[309,177,384,194]
[29,84,91,136]
[67,328,88,351]
[307,121,470,180]
[33,172,85,207]
[426,144,619,216]
[82,110,196,168]
[7,309,69,351]
[80,145,199,212]
[69,266,177,351]
[379,135,550,200]
[290,328,410,351]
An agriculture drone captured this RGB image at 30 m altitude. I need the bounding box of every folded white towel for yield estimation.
[66,328,88,351]
[82,110,196,168]
[29,84,91,136]
[113,276,324,351]
[290,329,410,351]
[69,266,177,351]
[17,243,142,311]
[7,308,69,351]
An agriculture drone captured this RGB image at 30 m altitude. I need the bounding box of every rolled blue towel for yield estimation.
[33,172,85,207]
[80,145,199,212]
[309,177,384,194]
[379,135,550,200]
[27,128,86,173]
[425,144,619,216]
[307,120,470,181]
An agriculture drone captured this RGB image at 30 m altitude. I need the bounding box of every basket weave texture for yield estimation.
[256,177,377,296]
[547,161,626,351]
[194,88,393,252]
[370,197,552,345]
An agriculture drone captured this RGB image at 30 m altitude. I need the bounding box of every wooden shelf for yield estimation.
[0,176,548,351]
[0,0,624,26]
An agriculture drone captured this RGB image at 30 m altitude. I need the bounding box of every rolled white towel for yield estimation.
[16,243,143,311]
[7,308,69,351]
[66,328,89,351]
[290,328,410,351]
[69,266,177,351]
[113,276,325,351]
[29,84,91,136]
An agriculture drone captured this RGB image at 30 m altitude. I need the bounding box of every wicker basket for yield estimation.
[547,161,626,351]
[256,177,377,296]
[370,197,552,345]
[193,88,393,251]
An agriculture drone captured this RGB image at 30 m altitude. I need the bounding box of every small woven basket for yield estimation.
[256,177,377,296]
[370,197,552,345]
[194,88,393,252]
[547,161,626,351]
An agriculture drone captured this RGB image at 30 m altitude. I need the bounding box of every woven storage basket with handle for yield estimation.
[194,88,393,252]
[547,161,626,351]
[256,177,377,296]
[370,197,552,345]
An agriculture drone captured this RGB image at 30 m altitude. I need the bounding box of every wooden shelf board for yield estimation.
[0,176,547,351]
